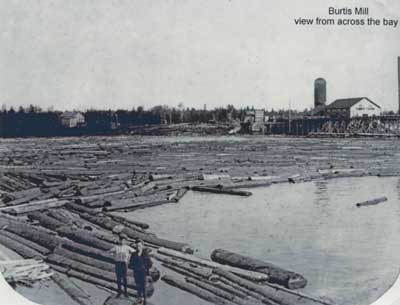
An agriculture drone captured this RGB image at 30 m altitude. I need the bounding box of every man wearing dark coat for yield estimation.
[129,239,152,304]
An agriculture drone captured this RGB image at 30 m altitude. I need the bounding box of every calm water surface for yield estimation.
[123,177,400,305]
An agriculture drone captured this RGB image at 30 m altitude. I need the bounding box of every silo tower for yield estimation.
[314,78,327,108]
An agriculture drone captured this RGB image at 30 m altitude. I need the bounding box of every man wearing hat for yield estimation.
[109,234,136,297]
[129,239,152,304]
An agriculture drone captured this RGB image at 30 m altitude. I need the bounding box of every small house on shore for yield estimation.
[60,111,85,128]
[320,97,381,118]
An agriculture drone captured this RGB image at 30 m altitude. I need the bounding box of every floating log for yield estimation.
[149,174,173,181]
[356,196,387,207]
[214,268,333,305]
[74,191,126,205]
[153,252,212,279]
[3,218,62,250]
[225,181,272,189]
[171,187,189,202]
[66,202,100,215]
[0,233,44,259]
[157,248,269,282]
[107,214,149,230]
[77,185,124,197]
[52,272,95,305]
[80,213,193,253]
[186,276,253,305]
[0,199,68,215]
[200,174,231,181]
[54,246,116,272]
[211,279,250,300]
[162,275,236,305]
[56,227,114,251]
[61,240,115,264]
[191,186,252,197]
[211,249,307,289]
[27,211,66,231]
[46,209,92,229]
[0,230,50,255]
[103,197,174,212]
[161,263,203,281]
[2,187,42,204]
[216,276,264,301]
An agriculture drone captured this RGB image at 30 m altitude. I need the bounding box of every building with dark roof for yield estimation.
[318,97,381,118]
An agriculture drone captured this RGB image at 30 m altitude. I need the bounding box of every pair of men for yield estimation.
[110,235,152,304]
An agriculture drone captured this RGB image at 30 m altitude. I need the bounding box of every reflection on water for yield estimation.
[123,177,400,305]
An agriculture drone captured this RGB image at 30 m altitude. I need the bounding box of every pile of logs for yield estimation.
[0,209,171,298]
[1,136,397,305]
[157,248,333,305]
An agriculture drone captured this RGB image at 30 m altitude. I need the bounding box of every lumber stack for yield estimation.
[0,259,52,286]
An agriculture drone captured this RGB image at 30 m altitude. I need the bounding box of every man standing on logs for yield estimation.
[129,239,152,305]
[109,234,136,298]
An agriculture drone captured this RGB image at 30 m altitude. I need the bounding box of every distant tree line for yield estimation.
[0,105,161,137]
[0,103,313,137]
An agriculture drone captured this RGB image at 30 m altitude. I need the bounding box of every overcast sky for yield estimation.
[0,0,399,111]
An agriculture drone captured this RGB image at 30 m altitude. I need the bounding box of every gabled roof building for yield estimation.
[319,97,381,118]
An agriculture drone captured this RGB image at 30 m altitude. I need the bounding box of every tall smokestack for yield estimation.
[398,57,400,114]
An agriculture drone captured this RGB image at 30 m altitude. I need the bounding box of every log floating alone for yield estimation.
[191,186,252,197]
[211,249,307,289]
[356,196,387,207]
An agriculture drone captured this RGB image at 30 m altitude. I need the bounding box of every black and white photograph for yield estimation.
[0,1,400,305]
